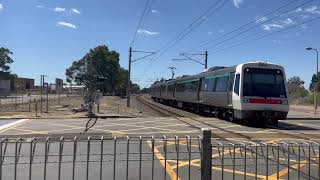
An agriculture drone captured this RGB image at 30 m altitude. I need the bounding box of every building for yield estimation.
[15,77,35,90]
[0,71,11,96]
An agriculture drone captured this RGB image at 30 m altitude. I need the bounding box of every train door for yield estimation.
[197,78,203,102]
[228,72,235,106]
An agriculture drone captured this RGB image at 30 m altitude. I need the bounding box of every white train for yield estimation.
[150,62,289,125]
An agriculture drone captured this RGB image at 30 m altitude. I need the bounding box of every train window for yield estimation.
[185,80,198,92]
[203,78,215,92]
[234,74,240,95]
[176,83,184,92]
[243,68,287,97]
[215,76,229,92]
[167,84,174,92]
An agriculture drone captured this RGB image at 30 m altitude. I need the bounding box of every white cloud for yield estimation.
[233,0,243,8]
[36,5,43,8]
[282,18,295,25]
[295,7,303,12]
[71,8,80,14]
[272,39,282,44]
[54,7,66,12]
[218,29,225,33]
[57,21,77,29]
[305,6,320,14]
[262,24,283,31]
[151,9,159,13]
[208,31,213,35]
[0,4,3,11]
[301,14,310,19]
[301,24,309,29]
[255,16,268,23]
[137,29,158,36]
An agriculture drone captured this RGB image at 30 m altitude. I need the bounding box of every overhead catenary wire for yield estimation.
[195,0,313,53]
[152,0,229,61]
[207,14,305,51]
[130,0,152,47]
[211,15,320,54]
[188,0,305,52]
[154,0,314,85]
[149,0,307,83]
[140,0,229,85]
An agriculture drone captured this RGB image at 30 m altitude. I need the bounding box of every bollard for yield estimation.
[28,97,31,112]
[201,128,212,180]
[35,100,38,117]
[58,93,61,105]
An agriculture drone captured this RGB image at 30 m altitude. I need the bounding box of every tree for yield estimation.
[115,67,128,97]
[287,76,308,99]
[309,72,320,92]
[65,45,120,94]
[0,47,14,72]
[131,83,140,94]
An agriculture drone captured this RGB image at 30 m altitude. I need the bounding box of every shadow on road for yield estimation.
[286,117,320,120]
[267,121,319,130]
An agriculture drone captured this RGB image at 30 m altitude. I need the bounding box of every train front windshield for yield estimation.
[243,68,286,98]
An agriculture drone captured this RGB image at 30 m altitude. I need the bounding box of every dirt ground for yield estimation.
[0,95,164,119]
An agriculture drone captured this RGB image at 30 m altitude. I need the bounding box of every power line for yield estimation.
[130,0,151,46]
[209,14,304,50]
[196,0,313,53]
[153,0,229,61]
[211,15,320,54]
[140,0,229,86]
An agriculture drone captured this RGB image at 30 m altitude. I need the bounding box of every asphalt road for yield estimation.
[0,108,319,180]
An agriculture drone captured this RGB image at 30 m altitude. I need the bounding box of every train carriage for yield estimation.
[150,61,289,125]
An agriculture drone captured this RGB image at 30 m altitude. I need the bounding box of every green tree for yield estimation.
[115,67,128,97]
[309,72,320,91]
[287,76,308,99]
[131,83,140,94]
[0,47,14,72]
[65,45,120,94]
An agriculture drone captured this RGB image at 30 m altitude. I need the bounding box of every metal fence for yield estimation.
[0,93,71,114]
[0,131,319,180]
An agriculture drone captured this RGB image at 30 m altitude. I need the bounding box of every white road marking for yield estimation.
[0,119,30,132]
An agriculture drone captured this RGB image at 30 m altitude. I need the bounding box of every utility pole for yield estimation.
[205,51,208,69]
[127,47,132,107]
[126,47,156,107]
[40,75,44,114]
[306,47,319,114]
[168,67,176,79]
[46,82,49,113]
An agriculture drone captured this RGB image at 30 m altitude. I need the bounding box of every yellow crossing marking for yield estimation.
[266,157,319,180]
[147,141,180,180]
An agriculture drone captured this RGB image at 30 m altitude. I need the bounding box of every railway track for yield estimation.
[136,95,318,141]
[136,95,320,179]
[137,95,261,141]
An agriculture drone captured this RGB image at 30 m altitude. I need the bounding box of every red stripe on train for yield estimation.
[248,98,282,104]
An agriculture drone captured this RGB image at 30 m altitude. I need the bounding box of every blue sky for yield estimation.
[0,0,320,88]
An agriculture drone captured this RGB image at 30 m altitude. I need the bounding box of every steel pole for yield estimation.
[46,83,49,113]
[127,47,132,107]
[205,51,208,69]
[40,75,43,113]
[315,49,319,114]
